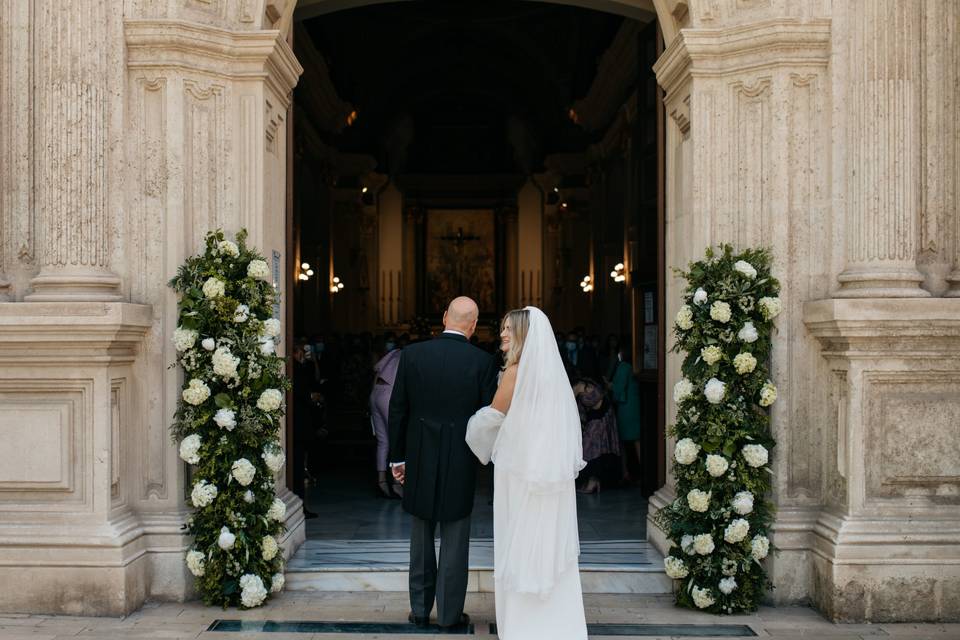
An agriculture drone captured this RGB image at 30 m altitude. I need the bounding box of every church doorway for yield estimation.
[285,0,666,564]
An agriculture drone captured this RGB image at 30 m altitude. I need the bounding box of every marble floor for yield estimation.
[3,592,957,639]
[303,466,648,541]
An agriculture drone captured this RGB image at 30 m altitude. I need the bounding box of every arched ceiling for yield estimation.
[296,0,647,174]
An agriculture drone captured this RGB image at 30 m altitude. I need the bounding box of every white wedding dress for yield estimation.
[468,307,587,640]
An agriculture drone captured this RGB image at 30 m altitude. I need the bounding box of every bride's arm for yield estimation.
[491,365,517,414]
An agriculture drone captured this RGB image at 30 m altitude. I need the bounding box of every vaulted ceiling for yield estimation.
[296,1,637,174]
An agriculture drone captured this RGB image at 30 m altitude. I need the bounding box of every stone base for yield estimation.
[644,486,675,559]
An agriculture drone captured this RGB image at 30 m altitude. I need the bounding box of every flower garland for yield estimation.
[170,229,291,608]
[654,245,781,614]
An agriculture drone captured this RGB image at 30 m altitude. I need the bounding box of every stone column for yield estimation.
[378,182,404,325]
[25,0,122,301]
[516,179,542,308]
[836,0,928,298]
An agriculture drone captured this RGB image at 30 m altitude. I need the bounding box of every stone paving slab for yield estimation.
[2,592,960,640]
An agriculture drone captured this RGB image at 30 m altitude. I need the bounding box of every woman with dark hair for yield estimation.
[610,343,642,484]
[572,377,621,494]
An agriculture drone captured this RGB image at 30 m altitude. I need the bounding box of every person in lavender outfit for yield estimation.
[371,340,403,499]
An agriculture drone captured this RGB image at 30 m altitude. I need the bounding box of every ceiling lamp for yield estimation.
[580,275,593,293]
[330,276,344,294]
[346,110,358,127]
[299,262,312,282]
[611,263,626,283]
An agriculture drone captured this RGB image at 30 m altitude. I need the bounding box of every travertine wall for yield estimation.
[0,0,957,621]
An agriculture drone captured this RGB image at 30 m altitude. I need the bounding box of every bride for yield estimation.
[467,307,588,640]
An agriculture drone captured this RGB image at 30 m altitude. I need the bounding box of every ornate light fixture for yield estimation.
[298,262,314,282]
[580,275,593,293]
[330,276,344,294]
[610,263,626,283]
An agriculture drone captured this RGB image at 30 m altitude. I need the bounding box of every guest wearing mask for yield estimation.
[610,344,642,484]
[370,338,403,499]
[573,378,621,494]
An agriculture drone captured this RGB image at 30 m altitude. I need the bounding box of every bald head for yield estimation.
[444,296,479,338]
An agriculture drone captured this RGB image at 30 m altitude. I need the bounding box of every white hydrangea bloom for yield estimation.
[751,534,770,561]
[232,303,250,323]
[185,550,206,577]
[270,573,285,593]
[247,259,270,280]
[259,336,276,356]
[674,438,700,465]
[664,556,689,579]
[691,586,715,609]
[733,352,757,374]
[267,497,286,522]
[681,534,695,556]
[190,479,218,508]
[212,347,240,379]
[719,576,737,595]
[218,526,236,550]
[704,378,726,404]
[231,458,257,486]
[675,305,694,330]
[705,454,729,478]
[759,296,782,320]
[738,321,759,343]
[214,408,236,431]
[759,381,778,407]
[217,240,240,257]
[732,491,754,515]
[173,327,198,352]
[262,447,285,473]
[693,533,715,555]
[724,518,750,543]
[262,318,281,337]
[687,489,711,513]
[201,337,216,351]
[700,345,723,365]
[257,389,283,412]
[202,277,225,299]
[261,535,279,561]
[239,574,268,608]
[742,444,769,468]
[673,378,694,404]
[179,434,202,465]
[693,288,708,305]
[733,260,757,279]
[243,490,255,504]
[182,378,211,406]
[710,301,732,323]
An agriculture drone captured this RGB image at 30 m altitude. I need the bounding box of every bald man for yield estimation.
[388,297,499,629]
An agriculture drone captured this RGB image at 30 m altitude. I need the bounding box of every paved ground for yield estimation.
[1,592,958,640]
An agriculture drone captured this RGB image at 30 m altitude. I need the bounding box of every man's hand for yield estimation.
[391,463,406,485]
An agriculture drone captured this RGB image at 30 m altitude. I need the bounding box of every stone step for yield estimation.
[286,539,673,594]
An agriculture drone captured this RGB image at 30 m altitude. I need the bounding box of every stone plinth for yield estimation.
[804,298,960,622]
[0,302,153,615]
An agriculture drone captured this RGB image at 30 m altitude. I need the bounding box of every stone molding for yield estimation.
[125,19,303,106]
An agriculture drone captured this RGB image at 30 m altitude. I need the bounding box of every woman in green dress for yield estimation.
[610,344,642,484]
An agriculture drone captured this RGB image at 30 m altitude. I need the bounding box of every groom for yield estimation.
[388,296,499,628]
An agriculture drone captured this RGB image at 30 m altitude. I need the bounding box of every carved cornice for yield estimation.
[654,18,831,98]
[125,20,304,105]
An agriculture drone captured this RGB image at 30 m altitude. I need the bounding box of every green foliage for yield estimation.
[653,244,781,614]
[169,229,291,608]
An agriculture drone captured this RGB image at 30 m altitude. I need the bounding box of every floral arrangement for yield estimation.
[170,229,291,608]
[654,245,781,613]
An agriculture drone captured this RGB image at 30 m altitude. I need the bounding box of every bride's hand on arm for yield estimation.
[491,365,517,414]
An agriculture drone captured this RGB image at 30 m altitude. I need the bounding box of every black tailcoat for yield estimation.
[387,332,499,522]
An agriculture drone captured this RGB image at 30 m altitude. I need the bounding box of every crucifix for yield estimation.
[440,226,481,293]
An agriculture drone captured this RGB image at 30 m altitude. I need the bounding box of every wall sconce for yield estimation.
[580,275,593,293]
[346,110,358,127]
[610,263,626,283]
[298,262,314,282]
[330,276,344,294]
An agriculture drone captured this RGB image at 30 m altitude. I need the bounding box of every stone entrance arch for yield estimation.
[0,0,958,623]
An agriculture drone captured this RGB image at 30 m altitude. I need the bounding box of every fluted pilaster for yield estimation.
[26,0,121,301]
[932,1,960,297]
[837,0,928,297]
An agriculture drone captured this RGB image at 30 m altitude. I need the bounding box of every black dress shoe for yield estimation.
[407,612,429,627]
[439,613,470,629]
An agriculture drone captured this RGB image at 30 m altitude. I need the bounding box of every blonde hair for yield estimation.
[501,309,530,369]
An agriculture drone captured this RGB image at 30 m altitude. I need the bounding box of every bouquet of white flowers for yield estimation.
[170,229,289,608]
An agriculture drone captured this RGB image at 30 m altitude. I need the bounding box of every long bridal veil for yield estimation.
[491,306,586,597]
